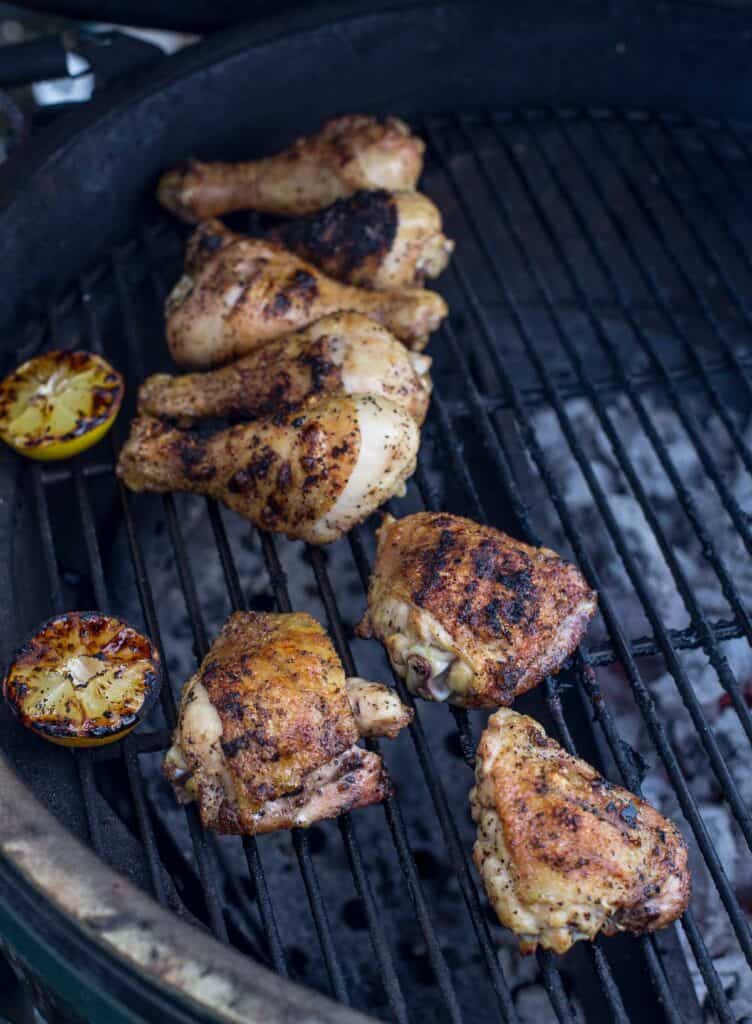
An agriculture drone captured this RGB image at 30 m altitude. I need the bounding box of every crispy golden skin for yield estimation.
[163,612,411,834]
[166,236,446,368]
[357,512,597,707]
[471,709,691,953]
[157,115,425,222]
[186,191,452,291]
[139,312,432,426]
[116,395,419,545]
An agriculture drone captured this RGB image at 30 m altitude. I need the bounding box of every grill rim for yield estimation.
[0,753,372,1024]
[1,4,752,1019]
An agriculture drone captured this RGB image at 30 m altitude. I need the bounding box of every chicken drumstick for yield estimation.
[157,115,424,222]
[167,236,446,368]
[139,312,432,426]
[117,395,419,545]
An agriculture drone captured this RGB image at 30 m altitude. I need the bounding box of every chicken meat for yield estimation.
[471,708,691,953]
[138,312,432,426]
[184,190,452,290]
[116,394,419,545]
[357,512,597,707]
[157,115,424,222]
[167,236,447,368]
[163,611,412,834]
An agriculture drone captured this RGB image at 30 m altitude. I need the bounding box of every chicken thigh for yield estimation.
[139,312,432,426]
[471,708,691,953]
[357,512,597,707]
[116,395,419,545]
[166,236,446,368]
[164,612,412,834]
[157,115,424,222]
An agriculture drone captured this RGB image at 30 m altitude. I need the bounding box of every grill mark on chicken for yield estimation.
[174,436,217,482]
[359,512,597,706]
[411,528,457,604]
[272,189,398,278]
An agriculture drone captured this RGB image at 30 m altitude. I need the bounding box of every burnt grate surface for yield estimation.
[2,109,752,1023]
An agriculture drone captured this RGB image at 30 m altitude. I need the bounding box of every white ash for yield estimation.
[528,391,752,1019]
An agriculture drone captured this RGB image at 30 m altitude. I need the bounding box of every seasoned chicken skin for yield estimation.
[163,612,412,834]
[357,513,597,707]
[139,312,432,426]
[157,115,424,222]
[471,709,691,953]
[166,236,446,368]
[185,191,452,291]
[116,395,419,545]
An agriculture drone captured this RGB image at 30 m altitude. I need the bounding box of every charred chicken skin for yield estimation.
[166,236,446,368]
[357,512,597,707]
[157,115,425,222]
[164,612,412,834]
[139,312,432,427]
[185,188,453,290]
[471,708,691,953]
[116,395,419,545]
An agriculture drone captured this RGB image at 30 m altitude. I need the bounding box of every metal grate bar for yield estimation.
[442,117,748,1017]
[475,113,752,754]
[141,233,350,999]
[611,115,752,475]
[641,114,752,408]
[30,422,107,859]
[411,337,662,1021]
[70,443,169,902]
[424,128,737,1017]
[521,114,752,745]
[517,114,752,653]
[109,258,231,944]
[468,114,752,772]
[519,120,752,741]
[255,531,408,1023]
[672,117,752,287]
[158,499,290,974]
[143,219,461,1021]
[447,208,752,968]
[572,114,752,561]
[307,545,464,1024]
[457,115,752,828]
[347,524,522,1024]
[438,311,727,1020]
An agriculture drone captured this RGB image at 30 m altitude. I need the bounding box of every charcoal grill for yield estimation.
[1,3,752,1022]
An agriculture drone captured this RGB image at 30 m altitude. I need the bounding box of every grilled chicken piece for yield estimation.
[345,677,413,739]
[116,395,419,545]
[166,236,446,368]
[185,189,453,290]
[163,612,412,834]
[357,512,597,707]
[157,115,424,222]
[139,312,432,426]
[471,708,691,953]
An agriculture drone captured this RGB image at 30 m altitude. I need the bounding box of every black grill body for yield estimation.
[0,5,751,1023]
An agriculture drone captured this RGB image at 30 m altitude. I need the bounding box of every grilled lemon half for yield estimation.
[0,350,124,461]
[3,612,161,747]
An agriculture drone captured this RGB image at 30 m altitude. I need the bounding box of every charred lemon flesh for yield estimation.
[0,350,123,460]
[3,612,161,747]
